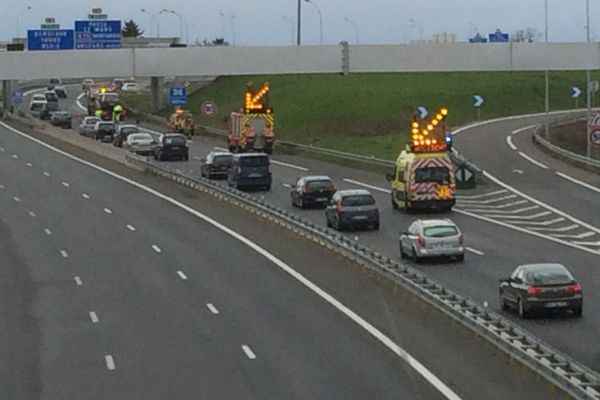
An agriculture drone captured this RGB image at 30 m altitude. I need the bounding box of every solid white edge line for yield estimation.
[206,303,220,314]
[270,159,309,172]
[89,311,99,323]
[104,355,116,371]
[465,247,485,256]
[455,189,507,200]
[556,171,600,195]
[0,120,462,400]
[343,178,391,194]
[505,136,517,151]
[241,345,257,360]
[177,270,188,280]
[75,92,88,112]
[518,152,549,169]
[23,88,45,97]
[454,208,600,256]
[511,124,539,135]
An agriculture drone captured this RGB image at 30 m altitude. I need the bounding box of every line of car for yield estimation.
[27,90,585,319]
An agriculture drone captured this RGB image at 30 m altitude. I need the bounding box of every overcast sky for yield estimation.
[2,0,599,45]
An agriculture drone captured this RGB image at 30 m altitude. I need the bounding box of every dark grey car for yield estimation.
[201,151,234,179]
[291,176,336,209]
[499,263,583,318]
[227,154,272,191]
[325,189,379,231]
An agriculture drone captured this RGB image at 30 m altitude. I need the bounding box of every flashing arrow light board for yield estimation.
[244,81,272,113]
[409,107,450,153]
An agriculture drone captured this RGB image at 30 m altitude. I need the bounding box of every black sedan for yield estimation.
[50,111,72,129]
[499,263,583,318]
[291,176,336,208]
[200,151,234,179]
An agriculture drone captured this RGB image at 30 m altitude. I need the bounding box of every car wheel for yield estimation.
[499,291,509,311]
[456,254,465,262]
[334,218,342,231]
[517,298,530,319]
[573,306,583,317]
[326,216,332,228]
[400,244,406,259]
[413,248,422,264]
[391,195,398,210]
[265,184,271,191]
[373,222,380,231]
[298,197,304,209]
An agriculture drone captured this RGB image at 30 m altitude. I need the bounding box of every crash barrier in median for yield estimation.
[125,153,600,400]
[533,120,600,174]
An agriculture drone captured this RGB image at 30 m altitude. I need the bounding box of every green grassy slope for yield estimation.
[126,71,600,160]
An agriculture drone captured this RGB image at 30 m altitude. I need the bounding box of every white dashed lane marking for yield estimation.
[152,245,162,254]
[74,276,83,286]
[62,182,70,188]
[11,154,18,159]
[44,228,52,235]
[177,271,188,280]
[60,250,69,258]
[465,247,485,256]
[82,193,91,199]
[28,211,36,217]
[506,136,517,151]
[241,345,257,360]
[43,171,51,177]
[206,303,220,315]
[518,151,549,169]
[26,162,32,167]
[89,311,99,323]
[104,355,116,371]
[126,224,136,232]
[104,208,113,214]
[13,196,21,202]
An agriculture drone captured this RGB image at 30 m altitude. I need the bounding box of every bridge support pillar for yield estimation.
[150,77,164,113]
[2,80,12,115]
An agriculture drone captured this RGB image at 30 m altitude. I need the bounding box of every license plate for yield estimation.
[248,173,262,178]
[171,146,180,150]
[544,301,568,308]
[316,197,327,202]
[352,215,368,220]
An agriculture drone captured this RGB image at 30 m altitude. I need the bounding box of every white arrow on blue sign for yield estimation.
[472,95,484,108]
[416,106,428,119]
[169,87,187,106]
[571,86,582,98]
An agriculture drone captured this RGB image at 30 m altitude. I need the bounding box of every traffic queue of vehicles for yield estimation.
[27,80,583,320]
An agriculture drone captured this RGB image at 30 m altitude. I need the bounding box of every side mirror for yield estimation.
[290,184,297,189]
[512,277,522,284]
[385,173,394,182]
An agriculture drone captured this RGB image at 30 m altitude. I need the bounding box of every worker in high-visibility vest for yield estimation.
[94,109,102,118]
[112,104,124,122]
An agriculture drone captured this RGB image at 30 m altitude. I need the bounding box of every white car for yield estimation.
[121,82,139,92]
[29,95,47,109]
[82,78,95,90]
[29,100,47,113]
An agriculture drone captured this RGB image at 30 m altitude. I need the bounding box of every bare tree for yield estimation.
[512,28,541,43]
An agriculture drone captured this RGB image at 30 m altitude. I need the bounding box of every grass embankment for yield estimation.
[122,72,600,160]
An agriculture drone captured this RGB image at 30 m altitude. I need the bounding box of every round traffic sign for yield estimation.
[200,101,218,117]
[590,127,600,146]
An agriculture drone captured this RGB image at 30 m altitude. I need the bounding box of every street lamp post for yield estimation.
[344,17,360,44]
[586,0,592,158]
[304,0,323,45]
[297,0,302,45]
[283,16,295,45]
[16,6,32,39]
[141,9,161,38]
[544,0,549,140]
[219,13,236,46]
[162,9,189,44]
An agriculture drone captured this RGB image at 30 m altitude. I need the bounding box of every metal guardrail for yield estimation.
[126,153,600,400]
[533,124,600,173]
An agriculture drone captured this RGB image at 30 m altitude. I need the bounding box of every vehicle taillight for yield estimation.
[567,283,582,293]
[417,234,426,247]
[184,142,189,148]
[327,187,336,193]
[336,203,344,213]
[237,167,242,174]
[303,187,313,193]
[458,233,464,245]
[527,286,545,296]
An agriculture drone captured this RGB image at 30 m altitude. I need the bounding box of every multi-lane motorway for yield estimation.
[54,86,600,371]
[2,84,590,399]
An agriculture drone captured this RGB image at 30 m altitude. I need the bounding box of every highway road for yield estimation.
[23,85,600,373]
[3,94,572,399]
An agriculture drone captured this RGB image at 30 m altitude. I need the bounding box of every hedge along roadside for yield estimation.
[125,154,600,400]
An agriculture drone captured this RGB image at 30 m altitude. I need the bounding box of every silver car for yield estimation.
[79,117,101,137]
[399,219,464,262]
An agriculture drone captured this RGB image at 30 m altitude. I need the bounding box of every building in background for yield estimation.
[410,32,457,44]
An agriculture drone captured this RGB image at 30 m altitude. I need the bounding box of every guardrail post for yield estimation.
[150,77,164,113]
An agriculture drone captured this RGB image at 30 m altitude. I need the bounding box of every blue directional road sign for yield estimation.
[489,29,509,43]
[12,91,23,104]
[416,106,428,119]
[75,20,121,49]
[27,29,74,51]
[472,95,485,107]
[169,87,188,106]
[571,86,582,98]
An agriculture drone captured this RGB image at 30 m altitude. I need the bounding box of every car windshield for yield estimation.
[85,119,100,125]
[164,136,186,145]
[31,103,44,110]
[423,226,458,237]
[46,103,59,111]
[240,156,269,167]
[99,124,114,129]
[129,134,152,142]
[527,268,574,285]
[414,167,450,184]
[341,194,375,206]
[53,112,70,117]
[306,180,334,190]
[121,127,139,135]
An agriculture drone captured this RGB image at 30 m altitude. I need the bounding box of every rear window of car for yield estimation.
[85,118,100,125]
[164,136,186,145]
[53,112,70,117]
[306,180,334,190]
[527,269,574,285]
[214,155,233,164]
[415,167,450,184]
[99,123,114,129]
[341,194,375,206]
[121,127,138,135]
[31,103,44,110]
[240,156,269,167]
[423,226,458,237]
[46,103,59,110]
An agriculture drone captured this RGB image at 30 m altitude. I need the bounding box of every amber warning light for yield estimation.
[244,81,272,113]
[410,107,449,153]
